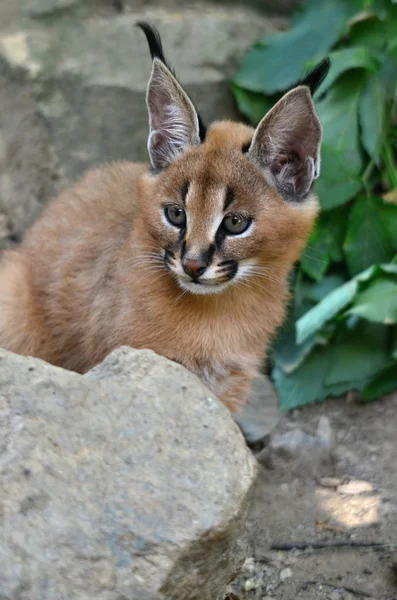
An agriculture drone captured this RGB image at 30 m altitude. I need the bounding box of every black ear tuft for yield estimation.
[136,22,174,74]
[136,21,207,142]
[298,57,331,95]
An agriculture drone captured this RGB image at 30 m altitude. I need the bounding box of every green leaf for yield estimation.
[359,73,385,160]
[300,235,331,281]
[274,346,329,410]
[348,14,397,51]
[312,47,379,98]
[275,321,389,410]
[296,278,357,344]
[361,362,397,400]
[271,316,323,376]
[300,206,349,280]
[370,0,397,26]
[324,323,389,386]
[299,274,347,304]
[315,145,363,210]
[231,84,273,126]
[378,202,397,250]
[344,196,396,276]
[379,43,397,102]
[345,276,397,324]
[271,272,346,375]
[392,327,397,359]
[316,71,366,177]
[296,263,397,344]
[232,0,358,94]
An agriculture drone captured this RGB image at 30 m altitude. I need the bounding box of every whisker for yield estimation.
[172,288,188,304]
[304,244,329,256]
[236,277,256,293]
[245,270,285,286]
[133,258,166,266]
[133,264,166,271]
[300,252,328,265]
[137,263,167,270]
[136,258,165,264]
[133,266,169,276]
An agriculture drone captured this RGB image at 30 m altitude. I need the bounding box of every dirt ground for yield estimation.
[230,392,397,600]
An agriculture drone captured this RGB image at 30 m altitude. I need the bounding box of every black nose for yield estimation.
[182,258,208,279]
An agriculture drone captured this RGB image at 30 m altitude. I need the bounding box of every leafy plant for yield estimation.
[232,0,397,409]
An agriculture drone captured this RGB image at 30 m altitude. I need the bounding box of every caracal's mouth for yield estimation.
[175,277,234,295]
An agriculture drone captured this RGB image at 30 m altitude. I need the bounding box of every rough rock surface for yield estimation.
[234,373,281,449]
[0,0,289,246]
[0,346,257,600]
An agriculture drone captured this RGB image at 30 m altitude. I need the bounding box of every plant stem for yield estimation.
[382,139,397,189]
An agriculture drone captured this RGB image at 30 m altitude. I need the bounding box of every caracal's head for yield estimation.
[136,23,330,296]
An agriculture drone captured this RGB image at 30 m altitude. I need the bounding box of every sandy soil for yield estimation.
[230,393,397,600]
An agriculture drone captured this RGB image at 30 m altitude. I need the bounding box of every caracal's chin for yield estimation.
[176,277,234,295]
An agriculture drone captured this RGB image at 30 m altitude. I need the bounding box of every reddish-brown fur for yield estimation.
[0,22,325,410]
[0,121,318,410]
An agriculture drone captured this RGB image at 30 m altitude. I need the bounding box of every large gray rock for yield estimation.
[0,346,257,600]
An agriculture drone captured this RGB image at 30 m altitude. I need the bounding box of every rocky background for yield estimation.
[3,3,397,600]
[0,0,295,249]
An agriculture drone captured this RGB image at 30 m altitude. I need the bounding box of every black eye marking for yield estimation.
[223,188,234,212]
[178,227,185,243]
[181,181,189,205]
[242,141,251,154]
[215,226,226,250]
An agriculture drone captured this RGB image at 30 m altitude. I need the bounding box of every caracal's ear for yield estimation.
[137,22,206,171]
[248,57,330,202]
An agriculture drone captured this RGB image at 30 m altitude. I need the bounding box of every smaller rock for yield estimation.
[270,430,329,456]
[337,480,374,495]
[244,578,258,592]
[263,427,334,478]
[242,557,255,574]
[279,568,293,581]
[233,373,280,450]
[317,416,335,448]
[328,591,342,600]
[319,477,342,488]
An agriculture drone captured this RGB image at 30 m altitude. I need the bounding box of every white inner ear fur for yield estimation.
[146,59,200,170]
[248,86,322,199]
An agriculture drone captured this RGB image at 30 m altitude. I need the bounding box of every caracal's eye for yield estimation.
[164,206,186,228]
[222,214,251,235]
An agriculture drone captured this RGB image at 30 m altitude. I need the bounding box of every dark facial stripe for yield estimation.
[182,243,215,265]
[215,225,226,250]
[181,181,189,205]
[223,188,234,212]
[201,243,215,265]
